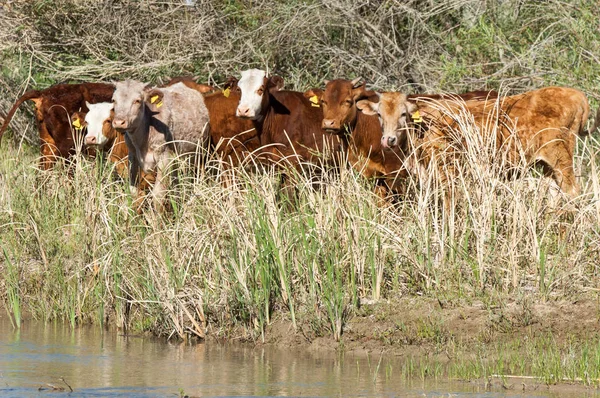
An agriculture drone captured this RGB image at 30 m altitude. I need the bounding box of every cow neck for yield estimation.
[128,104,152,154]
[250,96,270,137]
[349,110,380,154]
[344,105,360,134]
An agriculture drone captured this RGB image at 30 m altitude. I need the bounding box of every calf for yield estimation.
[317,79,498,193]
[315,78,408,193]
[112,80,210,209]
[235,69,344,170]
[78,102,128,179]
[0,82,114,169]
[77,102,154,189]
[356,87,593,198]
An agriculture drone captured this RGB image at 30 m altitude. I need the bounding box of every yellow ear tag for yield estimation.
[223,87,231,98]
[150,95,160,104]
[411,110,423,123]
[309,95,320,107]
[72,119,81,129]
[156,100,163,108]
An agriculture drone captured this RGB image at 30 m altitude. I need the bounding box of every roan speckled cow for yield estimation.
[111,80,210,210]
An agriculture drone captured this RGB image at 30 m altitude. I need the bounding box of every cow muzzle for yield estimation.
[322,119,341,132]
[112,118,129,130]
[236,106,255,119]
[84,135,97,146]
[381,135,398,149]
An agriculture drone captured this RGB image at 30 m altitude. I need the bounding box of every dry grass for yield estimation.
[0,0,599,343]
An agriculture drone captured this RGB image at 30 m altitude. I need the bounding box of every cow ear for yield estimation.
[356,99,379,116]
[224,76,238,90]
[352,84,377,101]
[71,112,85,129]
[405,100,423,123]
[304,88,323,107]
[304,88,323,99]
[405,100,418,115]
[145,89,165,111]
[267,75,284,91]
[351,77,363,88]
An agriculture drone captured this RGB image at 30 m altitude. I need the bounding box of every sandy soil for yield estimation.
[261,297,600,356]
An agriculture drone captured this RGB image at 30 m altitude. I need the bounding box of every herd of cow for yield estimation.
[0,68,598,210]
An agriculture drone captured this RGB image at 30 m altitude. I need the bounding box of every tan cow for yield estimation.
[357,87,596,198]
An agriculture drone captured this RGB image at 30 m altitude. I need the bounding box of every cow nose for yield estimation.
[322,119,336,129]
[85,135,96,146]
[381,135,396,149]
[237,106,251,118]
[113,119,128,129]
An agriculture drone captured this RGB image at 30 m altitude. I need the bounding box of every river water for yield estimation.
[0,316,597,397]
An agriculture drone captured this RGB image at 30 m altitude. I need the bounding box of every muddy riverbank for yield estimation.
[2,313,600,397]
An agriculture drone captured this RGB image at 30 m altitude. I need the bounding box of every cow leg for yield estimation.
[127,152,140,198]
[39,125,59,170]
[151,155,172,213]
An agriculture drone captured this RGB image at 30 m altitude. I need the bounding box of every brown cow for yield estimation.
[316,79,498,193]
[0,82,114,169]
[203,88,258,167]
[314,78,409,193]
[234,69,344,171]
[357,87,594,198]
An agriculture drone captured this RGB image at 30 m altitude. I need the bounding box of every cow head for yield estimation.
[320,78,377,133]
[357,92,419,149]
[112,80,150,132]
[83,101,116,148]
[235,69,284,120]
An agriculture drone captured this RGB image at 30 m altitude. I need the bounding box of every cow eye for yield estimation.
[345,100,353,106]
[134,99,141,104]
[321,100,327,105]
[257,87,264,95]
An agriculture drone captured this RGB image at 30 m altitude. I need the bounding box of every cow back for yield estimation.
[150,83,211,156]
[38,83,114,159]
[260,90,344,166]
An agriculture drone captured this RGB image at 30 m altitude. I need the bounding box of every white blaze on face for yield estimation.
[84,102,114,148]
[236,69,267,120]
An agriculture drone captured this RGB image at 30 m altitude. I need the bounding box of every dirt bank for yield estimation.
[261,297,600,356]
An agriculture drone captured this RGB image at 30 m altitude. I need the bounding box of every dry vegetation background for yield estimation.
[1,0,600,353]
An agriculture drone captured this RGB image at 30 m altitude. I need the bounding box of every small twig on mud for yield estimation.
[60,377,73,393]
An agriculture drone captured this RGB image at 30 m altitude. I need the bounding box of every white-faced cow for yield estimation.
[234,69,344,170]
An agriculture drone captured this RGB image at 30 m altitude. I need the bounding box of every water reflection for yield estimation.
[0,316,595,397]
